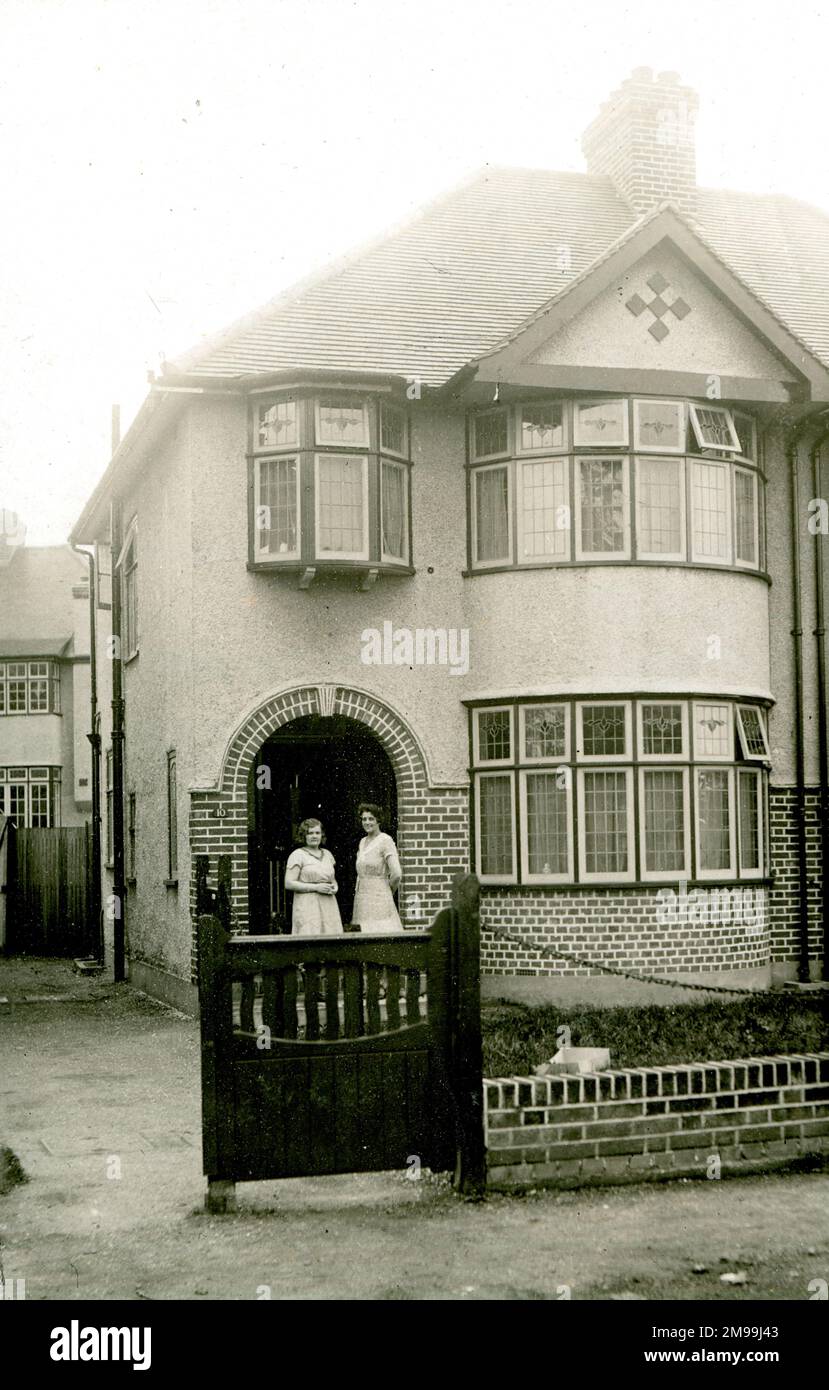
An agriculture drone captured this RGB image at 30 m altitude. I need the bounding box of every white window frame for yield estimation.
[577,767,635,883]
[638,766,691,882]
[694,766,737,880]
[117,519,139,660]
[379,401,408,459]
[575,456,631,560]
[688,403,741,452]
[254,396,299,452]
[471,407,510,462]
[692,701,734,761]
[314,396,370,448]
[516,456,570,563]
[471,462,513,568]
[635,456,687,561]
[637,700,689,761]
[472,705,514,766]
[690,459,732,564]
[632,399,686,454]
[519,702,570,764]
[254,454,301,562]
[573,398,629,448]
[575,700,632,763]
[474,771,517,884]
[515,401,567,455]
[737,766,765,879]
[732,411,757,461]
[379,457,410,564]
[519,769,573,883]
[733,465,760,571]
[313,453,370,561]
[735,704,770,762]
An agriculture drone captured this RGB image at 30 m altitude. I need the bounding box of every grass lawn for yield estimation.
[481,993,829,1076]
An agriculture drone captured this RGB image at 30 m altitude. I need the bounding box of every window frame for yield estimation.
[313,452,371,562]
[473,705,514,767]
[735,704,770,761]
[690,458,732,564]
[573,398,629,448]
[380,456,410,564]
[118,519,139,661]
[577,766,636,884]
[632,399,686,454]
[314,396,370,449]
[379,401,409,460]
[516,455,571,563]
[474,770,517,884]
[519,702,570,764]
[694,765,737,881]
[166,750,178,882]
[733,464,759,571]
[638,765,692,882]
[471,407,510,462]
[737,766,765,879]
[254,453,301,562]
[575,455,631,561]
[519,769,574,883]
[635,455,687,562]
[692,701,734,761]
[575,701,632,763]
[471,461,513,568]
[637,701,689,762]
[515,400,568,455]
[688,403,741,453]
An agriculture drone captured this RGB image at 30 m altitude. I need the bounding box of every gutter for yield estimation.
[811,428,829,979]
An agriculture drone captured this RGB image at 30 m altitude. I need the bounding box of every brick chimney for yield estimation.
[582,67,698,218]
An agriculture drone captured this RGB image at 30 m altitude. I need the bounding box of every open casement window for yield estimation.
[639,767,691,881]
[517,457,570,561]
[735,704,770,761]
[737,767,765,878]
[688,403,741,453]
[690,460,731,563]
[733,466,759,569]
[95,540,112,610]
[254,455,301,561]
[475,771,517,883]
[519,770,573,882]
[632,399,686,453]
[575,702,632,762]
[694,766,737,879]
[577,768,635,882]
[472,463,512,566]
[635,456,686,560]
[314,454,370,561]
[117,522,139,660]
[473,706,513,766]
[575,457,630,559]
[637,701,688,760]
[692,702,734,761]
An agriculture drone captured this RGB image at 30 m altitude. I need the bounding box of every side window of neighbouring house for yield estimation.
[166,751,177,881]
[105,749,114,863]
[127,791,136,881]
[118,521,139,659]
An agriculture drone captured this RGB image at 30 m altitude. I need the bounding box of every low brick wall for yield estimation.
[485,1053,829,1189]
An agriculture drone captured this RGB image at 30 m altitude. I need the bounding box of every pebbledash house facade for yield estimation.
[73,69,829,1012]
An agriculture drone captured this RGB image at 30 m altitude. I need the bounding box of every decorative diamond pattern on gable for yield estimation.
[626,274,692,341]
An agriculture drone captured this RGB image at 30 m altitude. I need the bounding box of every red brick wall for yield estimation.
[768,786,824,963]
[582,69,698,217]
[486,1054,829,1189]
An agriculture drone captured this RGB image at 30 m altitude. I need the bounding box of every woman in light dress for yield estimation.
[352,803,404,932]
[284,818,344,935]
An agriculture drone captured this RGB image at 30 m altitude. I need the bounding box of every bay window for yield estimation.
[250,391,411,576]
[470,696,769,886]
[467,397,764,574]
[0,660,61,715]
[0,766,60,826]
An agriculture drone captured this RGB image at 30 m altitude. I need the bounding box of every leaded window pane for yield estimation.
[694,703,730,758]
[478,775,514,876]
[520,459,568,558]
[575,400,627,445]
[473,410,508,459]
[380,403,406,456]
[736,705,768,759]
[381,460,407,561]
[523,704,566,760]
[637,457,683,554]
[583,771,629,874]
[581,704,627,757]
[692,406,735,449]
[579,458,625,553]
[257,399,297,449]
[474,466,510,562]
[317,456,366,555]
[258,457,299,556]
[738,770,761,870]
[734,470,757,565]
[520,403,563,452]
[641,703,684,756]
[692,462,729,559]
[477,709,511,761]
[317,399,368,446]
[643,769,685,872]
[525,772,569,875]
[697,769,731,870]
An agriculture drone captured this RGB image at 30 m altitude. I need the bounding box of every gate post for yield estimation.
[197,911,237,1213]
[450,872,486,1197]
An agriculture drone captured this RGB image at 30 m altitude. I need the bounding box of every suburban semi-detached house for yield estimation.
[72,68,829,1013]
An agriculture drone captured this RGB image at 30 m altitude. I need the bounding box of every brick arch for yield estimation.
[219,684,431,801]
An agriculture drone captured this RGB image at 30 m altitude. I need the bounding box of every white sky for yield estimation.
[2,0,829,544]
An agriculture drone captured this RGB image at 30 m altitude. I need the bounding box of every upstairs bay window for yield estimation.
[470,696,769,887]
[250,391,411,576]
[467,397,763,574]
[0,661,60,715]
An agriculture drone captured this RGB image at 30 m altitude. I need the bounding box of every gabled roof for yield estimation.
[0,547,87,651]
[168,167,829,389]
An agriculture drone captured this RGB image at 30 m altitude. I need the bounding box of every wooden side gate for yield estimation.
[197,872,484,1208]
[3,823,94,957]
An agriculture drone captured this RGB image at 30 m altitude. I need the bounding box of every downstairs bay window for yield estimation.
[0,766,61,826]
[470,696,769,887]
[250,391,411,578]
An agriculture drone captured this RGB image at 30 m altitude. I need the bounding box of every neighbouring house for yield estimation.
[0,515,92,829]
[71,68,829,1013]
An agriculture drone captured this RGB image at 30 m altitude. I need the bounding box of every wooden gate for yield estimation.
[4,823,94,957]
[197,872,484,1208]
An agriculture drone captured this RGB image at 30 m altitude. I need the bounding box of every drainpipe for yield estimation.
[70,542,103,963]
[787,429,813,983]
[110,494,126,983]
[811,429,829,979]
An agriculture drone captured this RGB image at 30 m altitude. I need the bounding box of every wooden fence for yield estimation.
[3,823,94,957]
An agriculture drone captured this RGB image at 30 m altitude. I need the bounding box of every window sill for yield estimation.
[164,878,179,889]
[478,878,774,893]
[248,560,415,588]
[462,560,771,584]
